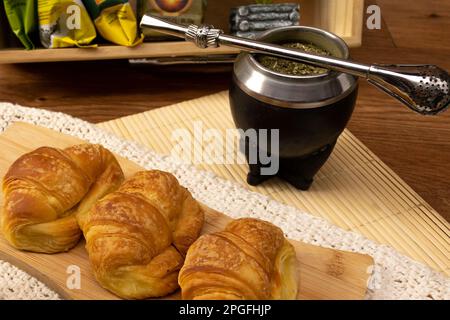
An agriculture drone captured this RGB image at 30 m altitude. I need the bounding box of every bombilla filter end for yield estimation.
[368,64,450,116]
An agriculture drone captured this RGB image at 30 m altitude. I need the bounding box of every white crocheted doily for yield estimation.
[0,102,448,300]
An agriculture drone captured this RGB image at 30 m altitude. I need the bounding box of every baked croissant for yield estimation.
[1,144,124,253]
[179,218,298,300]
[82,170,204,299]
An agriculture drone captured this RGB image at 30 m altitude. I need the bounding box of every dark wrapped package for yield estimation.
[230,3,300,39]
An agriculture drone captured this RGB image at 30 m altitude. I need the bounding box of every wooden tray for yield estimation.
[0,122,373,300]
[98,91,450,276]
[0,0,364,64]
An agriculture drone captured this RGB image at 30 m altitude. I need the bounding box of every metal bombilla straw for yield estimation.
[140,15,450,116]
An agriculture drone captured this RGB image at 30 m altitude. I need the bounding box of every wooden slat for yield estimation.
[0,42,239,64]
[98,91,450,276]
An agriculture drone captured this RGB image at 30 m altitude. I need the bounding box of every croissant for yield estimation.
[1,144,124,253]
[179,218,298,300]
[82,170,204,299]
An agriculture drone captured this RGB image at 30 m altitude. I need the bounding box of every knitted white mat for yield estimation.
[0,103,448,300]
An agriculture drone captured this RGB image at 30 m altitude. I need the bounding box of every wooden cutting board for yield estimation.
[0,122,373,300]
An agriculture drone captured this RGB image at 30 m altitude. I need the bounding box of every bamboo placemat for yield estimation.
[98,91,450,275]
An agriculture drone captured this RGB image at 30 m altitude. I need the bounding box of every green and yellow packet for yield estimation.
[82,0,143,47]
[138,0,207,41]
[38,0,97,48]
[3,0,38,50]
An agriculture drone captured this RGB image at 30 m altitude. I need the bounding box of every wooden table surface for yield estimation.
[0,0,449,222]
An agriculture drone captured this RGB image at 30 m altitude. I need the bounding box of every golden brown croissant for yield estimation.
[179,218,298,300]
[82,170,205,299]
[1,144,124,253]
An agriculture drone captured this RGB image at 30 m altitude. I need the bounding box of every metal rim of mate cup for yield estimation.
[233,26,358,109]
[230,26,359,190]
